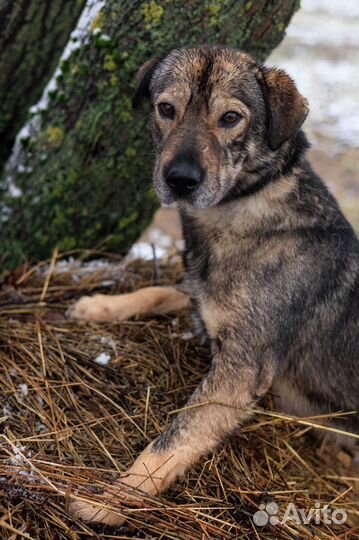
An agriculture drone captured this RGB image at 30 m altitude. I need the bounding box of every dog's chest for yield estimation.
[181,219,248,340]
[183,244,241,342]
[182,221,248,292]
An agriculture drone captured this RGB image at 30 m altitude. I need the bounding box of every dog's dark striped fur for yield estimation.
[69,46,359,525]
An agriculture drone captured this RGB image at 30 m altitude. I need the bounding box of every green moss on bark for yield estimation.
[0,0,300,270]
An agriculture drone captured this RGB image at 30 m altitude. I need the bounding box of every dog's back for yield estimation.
[274,166,359,441]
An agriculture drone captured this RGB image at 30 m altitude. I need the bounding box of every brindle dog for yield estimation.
[69,46,359,525]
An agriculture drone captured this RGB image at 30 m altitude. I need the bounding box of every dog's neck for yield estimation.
[180,131,311,239]
[181,175,297,240]
[223,130,310,204]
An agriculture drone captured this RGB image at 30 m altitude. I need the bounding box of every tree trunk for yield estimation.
[0,0,86,172]
[0,0,300,270]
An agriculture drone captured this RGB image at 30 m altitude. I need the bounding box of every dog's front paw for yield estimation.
[69,498,125,526]
[67,295,117,322]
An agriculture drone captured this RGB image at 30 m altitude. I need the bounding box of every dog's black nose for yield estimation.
[165,158,204,196]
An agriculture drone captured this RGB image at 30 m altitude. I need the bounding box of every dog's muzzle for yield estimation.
[165,154,204,197]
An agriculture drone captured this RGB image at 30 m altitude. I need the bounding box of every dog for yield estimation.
[69,45,359,525]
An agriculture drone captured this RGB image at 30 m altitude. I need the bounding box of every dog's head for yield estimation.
[134,46,308,209]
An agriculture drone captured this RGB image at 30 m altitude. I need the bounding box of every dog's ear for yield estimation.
[256,66,309,151]
[133,57,160,108]
[133,52,170,108]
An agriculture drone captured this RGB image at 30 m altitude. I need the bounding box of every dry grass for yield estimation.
[0,252,358,540]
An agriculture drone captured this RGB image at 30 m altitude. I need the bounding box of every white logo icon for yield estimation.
[253,502,280,527]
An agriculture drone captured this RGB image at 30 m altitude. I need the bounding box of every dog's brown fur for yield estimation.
[69,46,359,525]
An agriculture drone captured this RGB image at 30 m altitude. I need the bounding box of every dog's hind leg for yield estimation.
[67,286,190,322]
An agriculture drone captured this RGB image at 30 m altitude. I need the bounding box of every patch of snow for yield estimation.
[30,0,106,113]
[38,257,124,280]
[18,470,36,481]
[301,0,359,19]
[99,335,117,350]
[172,331,194,340]
[101,280,116,287]
[286,13,359,48]
[180,331,194,341]
[128,242,167,261]
[2,405,12,416]
[9,444,28,466]
[8,177,22,198]
[54,257,75,270]
[94,352,111,366]
[147,228,173,248]
[81,260,117,270]
[18,383,29,398]
[98,33,111,41]
[35,421,47,433]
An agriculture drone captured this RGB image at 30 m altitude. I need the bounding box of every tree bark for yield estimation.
[0,0,86,172]
[0,0,300,270]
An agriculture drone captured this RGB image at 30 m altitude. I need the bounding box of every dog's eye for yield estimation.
[220,111,242,127]
[158,102,175,119]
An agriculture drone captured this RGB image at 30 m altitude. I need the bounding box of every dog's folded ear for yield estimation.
[133,52,170,108]
[133,57,160,108]
[256,66,309,151]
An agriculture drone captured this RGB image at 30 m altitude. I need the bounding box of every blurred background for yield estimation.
[270,0,359,226]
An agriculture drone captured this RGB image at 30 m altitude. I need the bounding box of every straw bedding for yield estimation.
[0,252,358,539]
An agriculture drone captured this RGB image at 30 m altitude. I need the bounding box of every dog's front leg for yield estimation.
[68,286,190,322]
[70,345,275,525]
